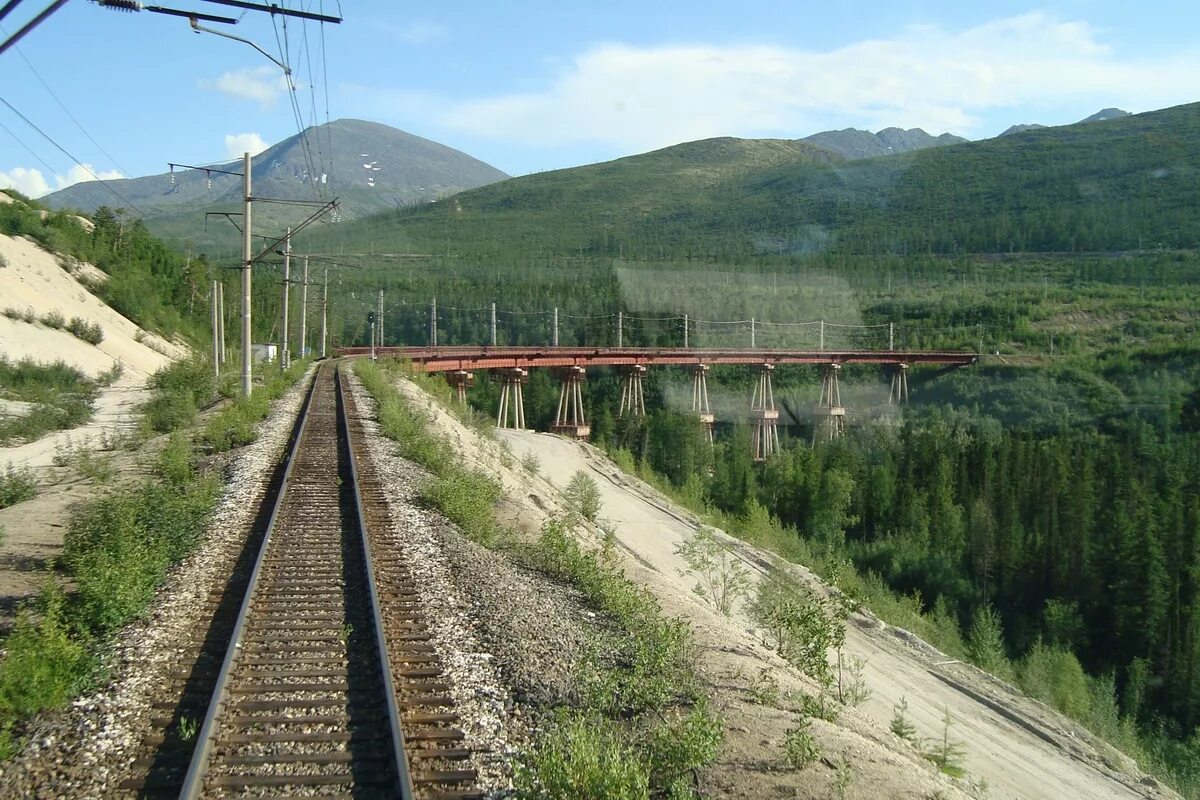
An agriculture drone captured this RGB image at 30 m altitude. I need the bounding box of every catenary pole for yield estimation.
[240,152,253,396]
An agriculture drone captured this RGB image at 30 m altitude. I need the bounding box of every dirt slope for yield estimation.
[494,428,1173,800]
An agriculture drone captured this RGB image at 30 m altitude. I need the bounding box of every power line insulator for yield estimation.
[96,0,144,11]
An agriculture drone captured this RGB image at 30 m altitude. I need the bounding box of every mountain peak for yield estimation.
[801,126,966,160]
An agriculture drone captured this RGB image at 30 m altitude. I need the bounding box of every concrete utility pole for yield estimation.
[217,282,226,366]
[211,281,220,378]
[617,311,623,347]
[430,298,437,347]
[751,317,756,349]
[553,307,559,347]
[490,302,497,346]
[299,256,309,358]
[320,268,328,359]
[240,151,253,397]
[889,322,895,351]
[280,228,291,369]
[683,313,689,348]
[376,288,383,350]
[819,320,825,351]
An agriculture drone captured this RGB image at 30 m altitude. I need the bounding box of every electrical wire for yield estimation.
[0,96,143,213]
[0,115,59,177]
[0,23,131,178]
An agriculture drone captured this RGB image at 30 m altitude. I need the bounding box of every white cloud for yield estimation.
[428,12,1200,151]
[0,164,124,198]
[202,65,291,108]
[224,132,270,159]
[0,167,51,198]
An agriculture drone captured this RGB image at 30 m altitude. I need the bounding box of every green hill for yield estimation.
[307,102,1200,261]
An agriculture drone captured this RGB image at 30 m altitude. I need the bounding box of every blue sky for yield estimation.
[2,0,1198,196]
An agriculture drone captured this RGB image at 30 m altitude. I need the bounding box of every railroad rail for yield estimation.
[336,345,979,371]
[168,362,478,799]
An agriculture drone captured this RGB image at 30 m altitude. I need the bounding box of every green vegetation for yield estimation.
[355,360,722,798]
[565,470,603,523]
[0,465,36,509]
[200,360,310,453]
[0,433,219,757]
[143,357,217,433]
[0,357,97,446]
[674,526,751,617]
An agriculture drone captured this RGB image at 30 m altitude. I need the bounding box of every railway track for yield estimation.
[125,362,479,799]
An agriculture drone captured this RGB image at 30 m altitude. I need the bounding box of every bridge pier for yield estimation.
[691,364,714,444]
[888,363,909,404]
[447,370,474,405]
[816,363,846,440]
[619,365,647,418]
[551,366,590,440]
[750,363,779,461]
[494,368,527,429]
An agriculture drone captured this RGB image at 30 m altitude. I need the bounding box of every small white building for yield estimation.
[251,343,278,363]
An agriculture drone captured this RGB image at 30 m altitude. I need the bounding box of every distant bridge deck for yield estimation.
[337,346,979,372]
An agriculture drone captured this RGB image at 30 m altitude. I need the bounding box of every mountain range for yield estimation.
[42,107,1146,253]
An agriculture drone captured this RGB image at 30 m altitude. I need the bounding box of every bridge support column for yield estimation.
[750,363,779,462]
[691,364,714,444]
[619,365,647,418]
[816,363,846,440]
[448,370,474,405]
[551,366,590,439]
[888,363,909,404]
[495,368,527,429]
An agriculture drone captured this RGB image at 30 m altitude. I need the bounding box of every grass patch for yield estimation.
[142,356,216,434]
[200,360,309,453]
[0,357,96,446]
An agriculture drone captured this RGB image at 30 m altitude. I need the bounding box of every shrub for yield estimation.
[749,572,844,685]
[922,707,967,778]
[0,583,92,721]
[783,719,820,769]
[66,317,103,345]
[0,464,36,508]
[1017,641,1092,720]
[144,356,215,434]
[420,467,501,545]
[38,310,64,329]
[890,695,918,742]
[674,526,751,616]
[514,712,650,799]
[566,470,603,522]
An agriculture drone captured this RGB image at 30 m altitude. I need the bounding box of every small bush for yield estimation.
[66,317,103,345]
[0,464,37,508]
[783,718,820,769]
[922,707,966,778]
[890,695,918,742]
[420,467,501,545]
[72,449,115,483]
[0,583,92,720]
[749,572,844,685]
[566,470,603,522]
[675,526,751,616]
[514,712,650,799]
[39,310,64,329]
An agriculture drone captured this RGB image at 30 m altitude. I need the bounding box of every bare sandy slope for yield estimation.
[494,429,1172,800]
[0,231,188,469]
[0,232,185,380]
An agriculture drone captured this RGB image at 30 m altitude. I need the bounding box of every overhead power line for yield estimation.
[0,0,69,56]
[1,23,132,177]
[0,95,143,213]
